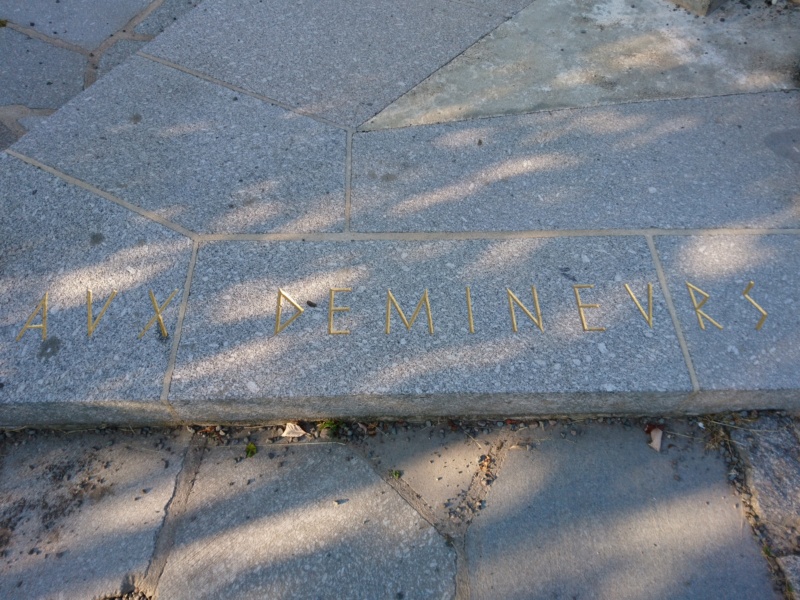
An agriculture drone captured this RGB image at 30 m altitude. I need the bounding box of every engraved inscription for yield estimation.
[507,287,544,333]
[87,289,117,337]
[138,289,179,339]
[686,282,723,331]
[274,288,305,335]
[742,281,768,331]
[16,292,48,341]
[465,286,475,334]
[386,289,434,335]
[328,288,352,335]
[573,285,606,332]
[624,283,654,328]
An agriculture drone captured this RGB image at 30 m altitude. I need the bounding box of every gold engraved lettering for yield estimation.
[573,285,606,332]
[385,289,434,335]
[15,292,48,341]
[274,288,305,335]
[138,289,179,339]
[328,288,352,335]
[507,288,544,333]
[87,289,117,337]
[742,281,767,331]
[466,286,475,334]
[624,283,654,328]
[685,282,722,330]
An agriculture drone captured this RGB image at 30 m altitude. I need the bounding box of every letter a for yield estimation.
[16,292,48,341]
[274,289,304,335]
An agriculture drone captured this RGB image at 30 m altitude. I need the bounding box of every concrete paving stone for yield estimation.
[655,235,800,394]
[365,0,800,129]
[730,415,800,555]
[467,421,779,600]
[0,0,150,51]
[134,0,201,36]
[169,236,692,420]
[358,424,501,523]
[0,121,15,150]
[155,442,455,600]
[0,153,193,426]
[0,28,86,110]
[0,427,191,600]
[97,39,148,79]
[12,56,346,235]
[778,555,800,599]
[353,92,800,233]
[143,0,507,127]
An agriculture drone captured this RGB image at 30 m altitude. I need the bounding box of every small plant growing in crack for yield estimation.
[245,442,257,458]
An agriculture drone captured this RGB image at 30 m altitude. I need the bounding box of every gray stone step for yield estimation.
[1,0,798,426]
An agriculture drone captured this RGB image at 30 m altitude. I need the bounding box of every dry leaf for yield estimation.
[649,427,663,452]
[281,422,306,438]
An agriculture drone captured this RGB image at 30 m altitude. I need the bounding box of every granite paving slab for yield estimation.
[0,153,193,426]
[656,235,800,394]
[143,0,508,127]
[0,427,191,600]
[365,0,800,129]
[12,56,346,235]
[169,236,692,420]
[0,28,86,110]
[0,0,150,51]
[155,442,455,599]
[352,92,800,233]
[467,421,779,600]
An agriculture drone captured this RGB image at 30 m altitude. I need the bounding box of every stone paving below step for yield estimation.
[1,417,794,600]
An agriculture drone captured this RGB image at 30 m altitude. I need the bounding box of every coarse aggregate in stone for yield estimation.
[169,237,691,419]
[0,153,193,426]
[0,0,150,50]
[0,427,190,600]
[143,0,508,127]
[12,56,346,235]
[656,235,800,394]
[365,0,800,129]
[0,28,86,110]
[353,92,800,233]
[97,39,148,79]
[154,442,455,600]
[134,0,201,36]
[730,415,800,555]
[467,421,780,600]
